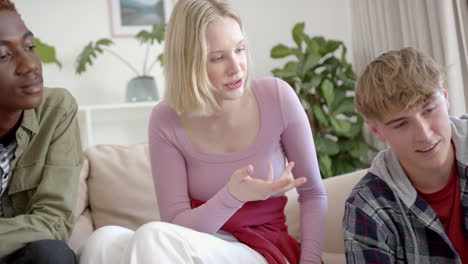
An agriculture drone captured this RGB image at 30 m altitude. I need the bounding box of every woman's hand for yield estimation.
[227,162,307,202]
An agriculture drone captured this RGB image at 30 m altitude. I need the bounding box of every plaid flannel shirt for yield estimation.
[343,116,468,264]
[343,162,468,264]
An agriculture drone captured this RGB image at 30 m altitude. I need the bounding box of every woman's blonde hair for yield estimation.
[354,47,446,121]
[164,0,250,116]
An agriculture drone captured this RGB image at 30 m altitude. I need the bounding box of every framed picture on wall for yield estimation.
[109,0,172,37]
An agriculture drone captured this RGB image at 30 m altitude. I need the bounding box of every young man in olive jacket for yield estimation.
[0,1,82,263]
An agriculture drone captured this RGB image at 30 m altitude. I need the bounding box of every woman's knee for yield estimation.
[82,226,134,254]
[133,222,174,238]
[86,225,132,245]
[79,226,133,260]
[123,222,196,263]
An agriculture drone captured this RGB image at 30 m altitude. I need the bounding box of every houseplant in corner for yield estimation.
[75,24,165,102]
[270,22,373,178]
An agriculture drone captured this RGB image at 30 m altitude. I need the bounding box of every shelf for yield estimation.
[78,101,160,149]
[79,101,158,110]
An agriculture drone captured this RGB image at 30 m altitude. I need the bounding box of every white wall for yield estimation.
[14,0,352,106]
[231,0,353,78]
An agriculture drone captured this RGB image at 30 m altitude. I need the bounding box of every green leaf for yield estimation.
[301,52,321,74]
[331,90,346,109]
[311,36,326,55]
[34,38,62,68]
[322,57,341,74]
[324,40,342,54]
[342,77,355,90]
[96,38,113,46]
[302,76,321,92]
[75,38,113,74]
[314,135,339,155]
[320,79,335,108]
[157,53,164,66]
[340,138,369,158]
[344,64,357,80]
[271,44,295,58]
[330,116,351,135]
[311,36,326,46]
[292,22,305,50]
[306,37,320,54]
[318,155,333,178]
[340,44,348,64]
[284,61,298,72]
[271,68,297,79]
[313,105,329,126]
[332,157,357,175]
[334,98,355,114]
[349,141,370,159]
[346,122,363,138]
[136,24,166,45]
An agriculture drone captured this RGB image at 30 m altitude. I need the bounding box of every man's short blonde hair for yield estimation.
[164,0,250,116]
[354,47,446,121]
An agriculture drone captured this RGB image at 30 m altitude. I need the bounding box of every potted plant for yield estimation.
[75,24,165,102]
[270,22,373,178]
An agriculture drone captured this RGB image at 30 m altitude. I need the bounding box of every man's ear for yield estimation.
[365,119,386,142]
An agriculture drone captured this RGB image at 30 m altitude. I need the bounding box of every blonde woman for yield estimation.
[80,0,326,263]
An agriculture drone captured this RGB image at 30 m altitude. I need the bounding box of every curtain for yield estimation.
[453,0,468,113]
[350,0,468,154]
[351,0,468,116]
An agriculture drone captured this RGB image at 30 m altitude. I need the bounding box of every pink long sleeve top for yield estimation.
[148,77,327,263]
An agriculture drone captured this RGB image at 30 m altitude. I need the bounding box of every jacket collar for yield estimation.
[20,109,39,135]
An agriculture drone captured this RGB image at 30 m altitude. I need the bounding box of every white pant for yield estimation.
[79,221,268,264]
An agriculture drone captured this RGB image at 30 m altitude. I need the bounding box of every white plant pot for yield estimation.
[125,76,159,102]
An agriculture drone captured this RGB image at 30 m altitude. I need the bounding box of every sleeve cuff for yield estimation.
[217,185,245,209]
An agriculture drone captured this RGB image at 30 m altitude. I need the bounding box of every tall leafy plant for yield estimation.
[75,24,165,76]
[270,22,371,178]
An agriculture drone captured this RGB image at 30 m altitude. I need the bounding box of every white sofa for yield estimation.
[69,144,366,263]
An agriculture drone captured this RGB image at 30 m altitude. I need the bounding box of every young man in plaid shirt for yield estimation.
[343,47,468,263]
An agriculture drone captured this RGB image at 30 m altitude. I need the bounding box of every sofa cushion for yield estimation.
[284,188,300,241]
[322,252,346,264]
[86,144,160,230]
[322,169,367,254]
[69,209,94,253]
[69,156,92,252]
[74,156,89,220]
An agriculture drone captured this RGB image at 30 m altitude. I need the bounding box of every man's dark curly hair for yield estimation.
[0,0,17,12]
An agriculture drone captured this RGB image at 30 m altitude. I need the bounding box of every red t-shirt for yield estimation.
[419,163,468,263]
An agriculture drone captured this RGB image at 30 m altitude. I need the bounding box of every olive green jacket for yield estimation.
[0,88,82,258]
